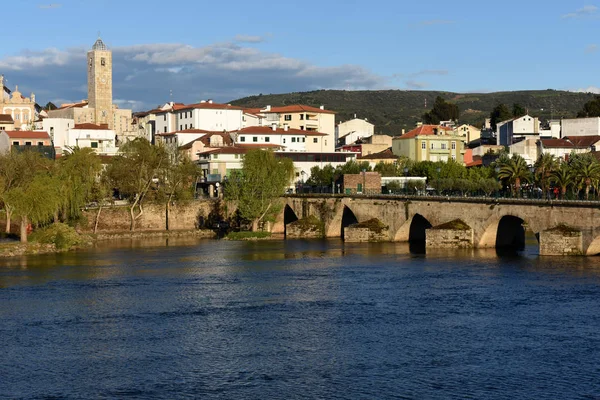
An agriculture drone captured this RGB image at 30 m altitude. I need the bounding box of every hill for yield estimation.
[230,89,596,136]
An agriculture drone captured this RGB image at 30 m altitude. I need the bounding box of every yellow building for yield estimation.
[454,124,481,144]
[0,76,36,130]
[392,125,467,163]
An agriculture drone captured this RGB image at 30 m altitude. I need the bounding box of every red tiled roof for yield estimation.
[236,126,327,136]
[262,104,335,114]
[179,132,234,149]
[4,130,50,139]
[393,125,454,139]
[197,144,284,156]
[358,148,397,160]
[465,158,483,167]
[0,114,14,123]
[563,136,600,148]
[56,101,88,110]
[176,102,243,111]
[158,128,220,137]
[73,123,110,130]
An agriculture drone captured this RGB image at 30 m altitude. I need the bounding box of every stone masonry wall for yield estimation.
[426,228,474,248]
[344,227,389,242]
[539,230,583,256]
[79,200,216,233]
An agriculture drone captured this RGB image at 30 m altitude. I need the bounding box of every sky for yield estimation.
[0,0,598,110]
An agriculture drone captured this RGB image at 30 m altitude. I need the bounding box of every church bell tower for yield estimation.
[87,37,113,127]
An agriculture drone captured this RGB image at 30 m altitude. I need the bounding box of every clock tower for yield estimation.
[87,37,113,127]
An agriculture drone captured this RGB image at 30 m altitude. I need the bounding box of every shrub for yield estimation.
[225,231,271,240]
[30,223,83,250]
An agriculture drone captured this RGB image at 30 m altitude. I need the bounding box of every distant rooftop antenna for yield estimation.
[425,97,427,109]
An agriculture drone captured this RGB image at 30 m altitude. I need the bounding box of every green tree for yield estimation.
[307,164,335,186]
[497,154,531,197]
[57,147,102,222]
[550,162,573,199]
[5,172,61,243]
[45,102,58,111]
[512,103,527,118]
[373,161,401,177]
[571,153,600,200]
[490,103,512,131]
[534,153,558,198]
[105,138,169,231]
[225,150,294,231]
[0,151,53,233]
[89,173,112,234]
[422,96,459,124]
[158,155,200,230]
[577,95,600,118]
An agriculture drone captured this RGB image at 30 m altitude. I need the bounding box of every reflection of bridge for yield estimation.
[273,195,600,256]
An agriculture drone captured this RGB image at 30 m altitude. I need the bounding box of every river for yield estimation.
[1,237,600,399]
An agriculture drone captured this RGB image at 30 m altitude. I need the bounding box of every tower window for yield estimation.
[101,57,106,66]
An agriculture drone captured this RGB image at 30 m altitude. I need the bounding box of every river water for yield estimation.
[1,238,600,399]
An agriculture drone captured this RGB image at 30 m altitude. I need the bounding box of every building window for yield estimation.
[25,141,32,146]
[421,141,426,149]
[163,115,166,121]
[302,138,305,142]
[253,136,258,142]
[265,137,270,142]
[430,142,434,149]
[240,137,246,142]
[180,125,183,130]
[292,137,296,143]
[37,142,44,146]
[452,154,456,161]
[91,142,98,148]
[101,57,106,66]
[441,143,447,150]
[164,127,167,133]
[300,126,304,130]
[284,115,292,121]
[213,154,218,159]
[234,154,239,159]
[451,141,456,150]
[185,124,188,129]
[12,141,19,146]
[313,138,318,143]
[300,114,304,120]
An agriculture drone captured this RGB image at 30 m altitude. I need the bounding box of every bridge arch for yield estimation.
[478,214,535,251]
[341,206,359,240]
[585,236,600,256]
[283,205,299,237]
[408,213,432,253]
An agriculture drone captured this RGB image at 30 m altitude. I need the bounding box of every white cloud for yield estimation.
[405,80,428,89]
[410,69,449,77]
[0,42,388,110]
[562,5,598,18]
[233,34,267,43]
[585,44,598,53]
[574,86,600,94]
[38,3,62,9]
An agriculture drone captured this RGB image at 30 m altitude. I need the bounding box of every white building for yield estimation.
[509,138,539,166]
[234,126,327,153]
[155,100,245,135]
[336,118,374,146]
[66,123,118,155]
[538,136,600,160]
[561,117,600,138]
[498,115,540,146]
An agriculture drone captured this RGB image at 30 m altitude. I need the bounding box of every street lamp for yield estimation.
[403,167,409,195]
[362,168,366,195]
[495,166,501,198]
[436,167,441,196]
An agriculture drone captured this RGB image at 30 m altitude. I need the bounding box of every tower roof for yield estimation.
[92,38,107,51]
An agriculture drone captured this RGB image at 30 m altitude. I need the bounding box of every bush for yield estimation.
[30,223,83,250]
[225,231,271,240]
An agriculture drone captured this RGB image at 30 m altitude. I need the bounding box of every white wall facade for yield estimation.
[38,118,75,148]
[336,118,374,143]
[561,117,600,137]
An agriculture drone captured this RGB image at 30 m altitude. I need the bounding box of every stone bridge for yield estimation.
[272,195,600,256]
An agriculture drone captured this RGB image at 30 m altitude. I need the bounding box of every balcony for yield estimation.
[12,145,55,159]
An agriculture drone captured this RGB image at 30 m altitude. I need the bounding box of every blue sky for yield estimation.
[0,0,598,110]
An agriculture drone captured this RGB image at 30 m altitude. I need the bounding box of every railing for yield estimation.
[285,191,600,207]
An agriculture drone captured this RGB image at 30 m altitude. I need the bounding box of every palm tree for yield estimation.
[574,159,600,200]
[498,154,531,197]
[534,153,558,199]
[550,162,573,200]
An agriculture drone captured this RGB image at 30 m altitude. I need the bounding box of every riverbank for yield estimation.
[0,229,218,258]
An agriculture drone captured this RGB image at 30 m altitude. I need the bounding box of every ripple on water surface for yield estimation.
[1,238,600,399]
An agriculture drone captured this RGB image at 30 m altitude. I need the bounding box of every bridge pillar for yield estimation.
[539,226,583,256]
